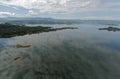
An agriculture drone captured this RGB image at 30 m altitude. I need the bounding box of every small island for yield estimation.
[0,23,77,38]
[99,27,120,32]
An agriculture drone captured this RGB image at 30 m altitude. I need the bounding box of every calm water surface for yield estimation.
[0,24,120,79]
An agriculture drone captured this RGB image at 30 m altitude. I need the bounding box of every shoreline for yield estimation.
[0,23,77,38]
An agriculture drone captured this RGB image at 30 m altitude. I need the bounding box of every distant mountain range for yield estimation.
[0,17,81,24]
[0,17,120,25]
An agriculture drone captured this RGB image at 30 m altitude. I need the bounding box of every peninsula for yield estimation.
[0,23,77,38]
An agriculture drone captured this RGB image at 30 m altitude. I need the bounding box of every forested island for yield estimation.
[0,23,77,38]
[99,27,120,32]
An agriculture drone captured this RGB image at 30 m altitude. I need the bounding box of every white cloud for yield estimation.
[0,0,100,13]
[0,12,15,17]
[28,10,38,16]
[103,2,120,11]
[106,2,120,7]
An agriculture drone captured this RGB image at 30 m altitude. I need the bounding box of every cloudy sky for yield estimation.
[0,0,120,20]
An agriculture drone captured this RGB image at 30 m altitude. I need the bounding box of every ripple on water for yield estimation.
[0,30,120,79]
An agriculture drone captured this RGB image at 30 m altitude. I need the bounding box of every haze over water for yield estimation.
[0,22,120,79]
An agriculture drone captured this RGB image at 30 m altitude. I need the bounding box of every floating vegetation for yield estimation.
[16,44,32,48]
[14,56,23,61]
[99,27,120,32]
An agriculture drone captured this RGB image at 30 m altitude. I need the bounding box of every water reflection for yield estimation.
[0,26,120,79]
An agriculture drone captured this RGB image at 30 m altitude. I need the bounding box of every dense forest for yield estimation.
[0,23,77,38]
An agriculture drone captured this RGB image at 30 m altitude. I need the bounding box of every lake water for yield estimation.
[0,23,120,79]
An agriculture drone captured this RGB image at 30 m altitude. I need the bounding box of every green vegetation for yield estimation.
[0,23,77,38]
[16,44,31,48]
[99,27,120,32]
